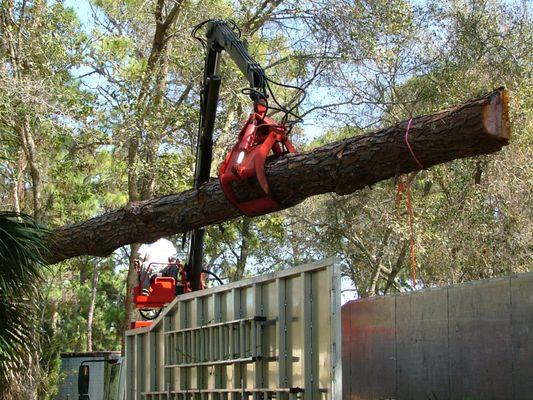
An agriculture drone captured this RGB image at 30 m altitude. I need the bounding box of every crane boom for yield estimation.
[187,20,269,291]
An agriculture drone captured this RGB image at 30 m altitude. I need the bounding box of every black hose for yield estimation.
[201,269,224,285]
[139,308,162,320]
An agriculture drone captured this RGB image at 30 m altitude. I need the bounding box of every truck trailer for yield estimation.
[67,260,533,400]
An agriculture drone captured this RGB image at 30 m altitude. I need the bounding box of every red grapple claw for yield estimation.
[219,102,295,216]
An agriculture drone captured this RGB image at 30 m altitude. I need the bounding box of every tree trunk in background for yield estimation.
[19,119,42,220]
[1,3,43,220]
[383,240,409,294]
[44,89,510,264]
[121,243,140,355]
[232,217,251,281]
[86,261,101,352]
[122,0,185,342]
[12,151,26,214]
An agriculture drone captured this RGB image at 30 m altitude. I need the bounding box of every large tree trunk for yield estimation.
[120,0,185,348]
[45,88,510,264]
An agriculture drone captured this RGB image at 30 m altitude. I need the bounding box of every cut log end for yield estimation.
[483,88,511,142]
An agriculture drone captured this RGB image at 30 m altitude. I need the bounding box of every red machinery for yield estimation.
[183,19,303,293]
[219,102,295,216]
[131,261,205,328]
[130,20,302,328]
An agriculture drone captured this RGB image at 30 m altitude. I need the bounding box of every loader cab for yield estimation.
[131,260,207,327]
[132,261,187,316]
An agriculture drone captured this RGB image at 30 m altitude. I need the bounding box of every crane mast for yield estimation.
[187,20,269,291]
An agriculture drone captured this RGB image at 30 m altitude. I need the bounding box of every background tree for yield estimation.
[273,0,531,297]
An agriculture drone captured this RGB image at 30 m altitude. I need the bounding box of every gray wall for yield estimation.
[342,272,533,400]
[56,352,120,400]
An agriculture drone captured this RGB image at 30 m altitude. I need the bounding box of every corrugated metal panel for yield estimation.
[342,271,533,400]
[55,353,121,400]
[125,258,341,399]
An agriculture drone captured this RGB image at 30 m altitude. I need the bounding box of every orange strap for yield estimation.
[396,117,424,287]
[405,174,417,285]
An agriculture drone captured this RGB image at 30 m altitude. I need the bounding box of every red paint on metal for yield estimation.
[133,277,176,309]
[130,320,153,329]
[219,102,295,216]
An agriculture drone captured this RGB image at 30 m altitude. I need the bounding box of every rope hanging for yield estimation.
[405,118,424,169]
[396,118,423,287]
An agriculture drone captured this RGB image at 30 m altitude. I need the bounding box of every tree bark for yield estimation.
[45,88,510,264]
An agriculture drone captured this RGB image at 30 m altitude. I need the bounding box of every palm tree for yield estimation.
[0,212,47,385]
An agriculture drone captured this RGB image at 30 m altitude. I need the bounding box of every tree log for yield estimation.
[45,88,510,264]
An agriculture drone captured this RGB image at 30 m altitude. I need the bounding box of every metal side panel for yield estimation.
[125,258,341,400]
[342,271,533,400]
[341,296,396,399]
[511,272,533,399]
[395,287,449,399]
[448,277,513,399]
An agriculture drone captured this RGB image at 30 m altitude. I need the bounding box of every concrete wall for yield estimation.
[342,272,533,400]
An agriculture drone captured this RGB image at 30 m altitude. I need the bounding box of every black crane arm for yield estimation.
[188,20,267,291]
[205,20,267,95]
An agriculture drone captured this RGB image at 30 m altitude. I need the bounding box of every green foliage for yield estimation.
[283,0,532,296]
[44,259,126,352]
[0,213,47,385]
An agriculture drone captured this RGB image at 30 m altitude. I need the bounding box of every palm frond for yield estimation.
[0,212,48,381]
